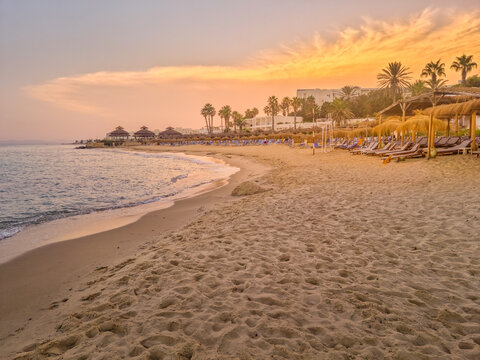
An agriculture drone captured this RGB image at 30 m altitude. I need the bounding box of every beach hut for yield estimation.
[108,126,130,140]
[377,87,480,158]
[134,126,155,140]
[423,98,480,152]
[158,127,182,138]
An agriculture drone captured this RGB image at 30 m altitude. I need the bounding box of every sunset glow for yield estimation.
[2,3,480,140]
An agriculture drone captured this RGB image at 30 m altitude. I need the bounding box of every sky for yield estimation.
[1,0,480,141]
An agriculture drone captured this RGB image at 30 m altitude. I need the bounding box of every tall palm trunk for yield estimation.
[294,113,297,130]
[271,114,274,132]
[204,116,210,133]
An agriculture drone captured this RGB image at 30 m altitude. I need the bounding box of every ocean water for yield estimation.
[0,145,237,240]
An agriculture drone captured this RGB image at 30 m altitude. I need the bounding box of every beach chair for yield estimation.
[345,139,359,150]
[334,139,348,148]
[373,141,412,156]
[430,139,472,156]
[363,141,395,155]
[417,137,428,147]
[435,137,449,147]
[444,136,460,147]
[351,141,378,155]
[382,144,423,163]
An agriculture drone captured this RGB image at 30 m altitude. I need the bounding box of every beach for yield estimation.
[1,146,480,359]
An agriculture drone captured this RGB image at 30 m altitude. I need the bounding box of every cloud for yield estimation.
[25,7,480,117]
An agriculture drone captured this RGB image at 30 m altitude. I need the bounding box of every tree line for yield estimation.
[201,54,477,133]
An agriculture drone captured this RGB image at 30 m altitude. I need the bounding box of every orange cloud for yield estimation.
[25,8,480,121]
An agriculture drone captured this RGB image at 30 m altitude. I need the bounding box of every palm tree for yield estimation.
[408,80,428,96]
[207,104,216,134]
[340,85,360,101]
[267,96,279,131]
[425,78,448,91]
[201,104,211,134]
[291,97,302,130]
[305,96,317,121]
[421,59,446,84]
[451,54,477,86]
[219,105,232,132]
[263,106,271,117]
[280,97,291,116]
[244,108,258,119]
[377,62,412,101]
[330,98,354,126]
[231,111,242,132]
[234,114,246,131]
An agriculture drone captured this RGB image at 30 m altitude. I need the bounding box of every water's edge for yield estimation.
[0,150,239,263]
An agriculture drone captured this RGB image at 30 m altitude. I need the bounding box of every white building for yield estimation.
[198,126,223,134]
[297,88,376,107]
[174,127,198,135]
[244,115,308,131]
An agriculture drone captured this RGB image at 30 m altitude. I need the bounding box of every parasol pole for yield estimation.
[312,106,316,155]
[472,111,478,152]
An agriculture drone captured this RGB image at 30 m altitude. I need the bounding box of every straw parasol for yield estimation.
[396,114,446,141]
[372,118,401,145]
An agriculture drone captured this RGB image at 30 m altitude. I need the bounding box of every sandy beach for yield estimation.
[1,146,480,359]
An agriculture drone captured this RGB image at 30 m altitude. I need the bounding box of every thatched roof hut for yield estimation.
[377,87,480,156]
[378,87,480,117]
[109,126,130,139]
[158,127,182,138]
[134,126,155,139]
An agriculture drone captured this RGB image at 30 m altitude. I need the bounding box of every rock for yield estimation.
[231,181,267,196]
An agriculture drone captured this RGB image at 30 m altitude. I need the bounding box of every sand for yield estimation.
[1,146,480,360]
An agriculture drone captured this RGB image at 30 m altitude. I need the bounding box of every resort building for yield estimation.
[244,116,307,131]
[297,88,376,106]
[199,126,223,134]
[173,127,198,135]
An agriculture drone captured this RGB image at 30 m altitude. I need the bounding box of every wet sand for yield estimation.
[1,145,480,359]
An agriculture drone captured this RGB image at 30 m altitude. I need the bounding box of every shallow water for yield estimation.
[0,145,236,239]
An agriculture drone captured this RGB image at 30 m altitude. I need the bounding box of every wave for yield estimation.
[0,148,238,241]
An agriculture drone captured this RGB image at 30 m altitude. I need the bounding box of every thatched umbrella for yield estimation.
[109,126,130,140]
[372,118,401,147]
[396,114,446,141]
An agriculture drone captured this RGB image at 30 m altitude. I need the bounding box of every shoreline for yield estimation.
[0,149,269,351]
[0,149,239,264]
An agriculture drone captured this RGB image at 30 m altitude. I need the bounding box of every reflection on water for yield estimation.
[0,145,236,239]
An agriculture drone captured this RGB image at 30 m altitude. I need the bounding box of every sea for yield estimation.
[0,145,238,242]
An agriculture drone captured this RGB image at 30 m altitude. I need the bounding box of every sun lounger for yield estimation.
[417,137,428,147]
[363,142,396,155]
[375,141,413,156]
[382,144,423,163]
[435,137,449,147]
[350,141,378,155]
[430,139,472,155]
